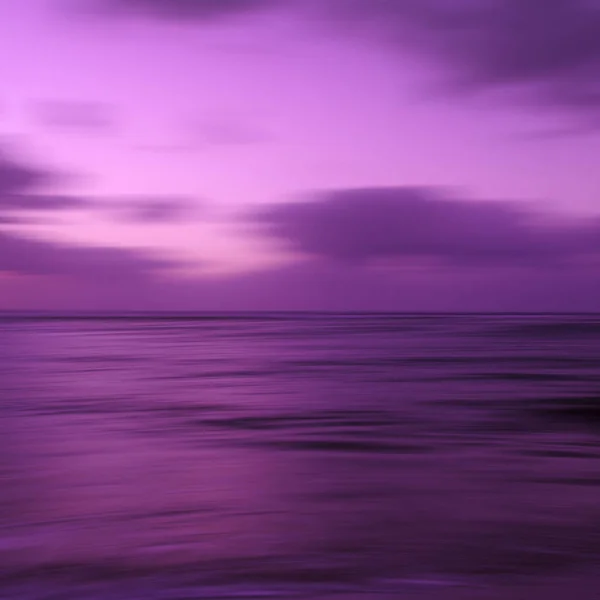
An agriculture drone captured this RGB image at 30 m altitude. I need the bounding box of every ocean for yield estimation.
[1,313,600,599]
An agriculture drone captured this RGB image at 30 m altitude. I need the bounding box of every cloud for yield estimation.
[0,194,88,213]
[96,195,201,223]
[33,101,117,132]
[84,0,280,21]
[76,0,600,114]
[0,229,173,282]
[249,186,600,267]
[3,181,600,312]
[0,143,201,225]
[324,0,600,112]
[137,118,271,155]
[0,214,26,225]
[0,142,189,308]
[187,118,273,147]
[0,144,88,222]
[0,146,57,196]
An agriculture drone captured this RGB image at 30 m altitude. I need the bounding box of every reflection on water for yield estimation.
[2,314,600,599]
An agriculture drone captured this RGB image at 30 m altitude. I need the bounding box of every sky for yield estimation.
[1,0,600,311]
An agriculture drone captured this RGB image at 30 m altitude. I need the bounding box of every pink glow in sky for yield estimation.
[1,0,600,311]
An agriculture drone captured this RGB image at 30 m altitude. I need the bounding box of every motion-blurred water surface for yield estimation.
[2,314,600,599]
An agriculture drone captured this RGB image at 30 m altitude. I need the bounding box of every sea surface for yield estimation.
[2,313,600,599]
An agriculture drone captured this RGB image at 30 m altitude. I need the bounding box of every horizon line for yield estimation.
[2,310,600,319]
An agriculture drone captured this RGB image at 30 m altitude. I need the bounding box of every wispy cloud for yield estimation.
[33,100,118,133]
[95,195,202,223]
[80,0,281,21]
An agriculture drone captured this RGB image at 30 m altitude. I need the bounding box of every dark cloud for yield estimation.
[98,196,201,223]
[0,146,56,196]
[325,0,600,112]
[34,101,117,132]
[249,186,600,267]
[0,229,173,282]
[0,144,86,223]
[0,194,88,213]
[76,0,600,113]
[0,144,201,224]
[87,0,280,21]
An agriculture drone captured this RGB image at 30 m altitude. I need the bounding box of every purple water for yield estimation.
[2,314,600,599]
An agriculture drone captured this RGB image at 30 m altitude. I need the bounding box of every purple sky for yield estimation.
[1,0,600,311]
